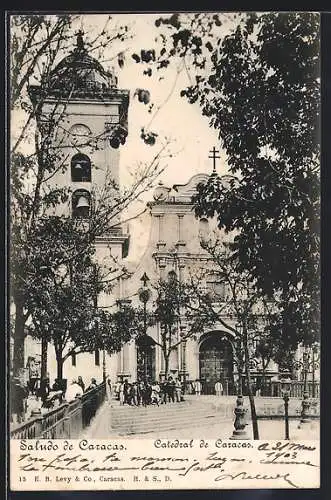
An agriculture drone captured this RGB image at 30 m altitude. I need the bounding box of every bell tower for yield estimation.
[27,31,131,384]
[29,31,130,261]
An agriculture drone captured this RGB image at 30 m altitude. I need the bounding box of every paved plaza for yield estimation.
[83,395,320,441]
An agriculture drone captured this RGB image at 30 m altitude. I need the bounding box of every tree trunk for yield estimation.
[55,348,64,380]
[41,334,48,381]
[243,326,259,440]
[164,353,170,379]
[261,361,266,397]
[12,301,25,376]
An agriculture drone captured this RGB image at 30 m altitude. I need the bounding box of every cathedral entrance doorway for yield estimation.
[136,335,156,382]
[199,334,234,395]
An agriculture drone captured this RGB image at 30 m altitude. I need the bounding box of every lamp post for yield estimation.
[293,344,320,424]
[302,351,309,395]
[280,371,292,440]
[102,326,107,384]
[311,343,320,399]
[138,272,151,383]
[226,328,248,440]
[180,326,187,395]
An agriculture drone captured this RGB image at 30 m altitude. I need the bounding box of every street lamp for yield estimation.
[225,328,248,440]
[138,272,151,383]
[311,343,320,399]
[302,351,310,394]
[293,344,320,424]
[180,326,187,396]
[280,371,292,440]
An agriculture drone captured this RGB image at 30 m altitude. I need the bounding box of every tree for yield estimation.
[10,15,172,377]
[145,272,214,379]
[183,235,289,440]
[24,216,139,380]
[147,12,319,356]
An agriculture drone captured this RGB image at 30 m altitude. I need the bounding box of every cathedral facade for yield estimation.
[21,35,304,396]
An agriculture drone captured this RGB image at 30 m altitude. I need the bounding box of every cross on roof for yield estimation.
[76,29,85,51]
[140,272,150,287]
[208,146,220,174]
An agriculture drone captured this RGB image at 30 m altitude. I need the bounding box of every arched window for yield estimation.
[72,189,91,219]
[71,153,91,182]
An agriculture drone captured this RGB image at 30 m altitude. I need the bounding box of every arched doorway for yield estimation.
[136,335,156,382]
[199,334,234,395]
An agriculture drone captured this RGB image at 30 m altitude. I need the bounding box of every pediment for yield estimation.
[172,173,209,202]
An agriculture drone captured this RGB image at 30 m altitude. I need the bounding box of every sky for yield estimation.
[76,13,232,262]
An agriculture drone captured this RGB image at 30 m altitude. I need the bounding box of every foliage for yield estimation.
[10,14,172,375]
[23,216,139,376]
[144,272,215,376]
[146,12,320,352]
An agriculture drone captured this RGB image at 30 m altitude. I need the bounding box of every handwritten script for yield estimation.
[10,439,320,490]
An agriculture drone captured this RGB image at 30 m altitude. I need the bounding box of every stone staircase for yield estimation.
[108,396,236,435]
[84,395,319,438]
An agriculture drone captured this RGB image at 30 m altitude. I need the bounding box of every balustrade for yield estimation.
[10,382,106,439]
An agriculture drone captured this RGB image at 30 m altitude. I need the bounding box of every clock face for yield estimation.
[69,124,92,146]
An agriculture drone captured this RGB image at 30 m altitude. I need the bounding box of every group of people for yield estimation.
[64,376,98,402]
[10,373,100,424]
[114,377,184,407]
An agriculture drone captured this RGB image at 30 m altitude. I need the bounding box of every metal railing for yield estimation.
[10,382,106,440]
[187,380,320,398]
[269,381,320,399]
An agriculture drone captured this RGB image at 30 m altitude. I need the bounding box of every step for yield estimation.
[110,409,226,423]
[112,415,225,435]
[110,413,224,428]
[107,402,233,434]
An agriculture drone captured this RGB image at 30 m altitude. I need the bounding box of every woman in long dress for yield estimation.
[106,376,112,404]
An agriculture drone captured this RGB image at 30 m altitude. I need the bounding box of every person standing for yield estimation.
[138,380,145,406]
[11,377,28,424]
[168,377,175,403]
[119,381,125,405]
[215,380,223,396]
[105,376,111,403]
[123,379,130,405]
[77,376,85,392]
[27,357,39,395]
[194,379,202,396]
[151,381,160,406]
[87,378,98,391]
[175,378,182,402]
[160,380,167,404]
[65,379,83,402]
[114,380,121,400]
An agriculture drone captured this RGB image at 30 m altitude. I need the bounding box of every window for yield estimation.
[95,350,100,366]
[72,189,91,219]
[71,353,76,366]
[206,279,226,301]
[71,153,91,182]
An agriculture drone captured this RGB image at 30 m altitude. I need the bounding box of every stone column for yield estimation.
[158,260,166,280]
[156,215,166,249]
[159,324,165,377]
[120,348,125,374]
[177,214,184,244]
[116,351,122,379]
